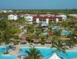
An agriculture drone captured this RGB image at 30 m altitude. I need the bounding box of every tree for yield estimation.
[39,35,46,45]
[1,29,10,54]
[25,47,43,59]
[13,35,19,45]
[0,20,7,30]
[1,30,10,44]
[51,39,67,56]
[53,29,62,38]
[67,32,77,46]
[27,34,34,44]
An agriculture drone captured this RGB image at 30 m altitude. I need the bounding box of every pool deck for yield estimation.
[72,58,77,59]
[8,43,51,57]
[5,44,77,59]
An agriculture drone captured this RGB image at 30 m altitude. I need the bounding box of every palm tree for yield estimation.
[39,35,46,45]
[1,30,10,54]
[2,30,10,44]
[26,24,34,34]
[13,35,19,45]
[25,47,43,59]
[67,32,77,47]
[51,39,67,56]
[61,21,68,28]
[27,33,34,44]
[53,29,62,39]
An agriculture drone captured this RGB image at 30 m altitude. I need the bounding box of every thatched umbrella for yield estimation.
[20,34,26,44]
[45,39,52,44]
[34,39,40,44]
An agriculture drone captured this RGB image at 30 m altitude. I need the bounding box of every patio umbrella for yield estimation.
[48,53,61,59]
[18,52,28,57]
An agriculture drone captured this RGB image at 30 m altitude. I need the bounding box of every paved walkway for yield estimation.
[9,48,19,57]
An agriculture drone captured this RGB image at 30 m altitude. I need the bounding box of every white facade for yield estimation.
[56,18,59,23]
[14,15,18,20]
[25,15,33,21]
[8,14,18,20]
[3,10,7,13]
[41,22,48,27]
[46,18,49,24]
[8,14,14,20]
[60,14,67,20]
[25,15,33,24]
[69,14,77,18]
[36,18,40,23]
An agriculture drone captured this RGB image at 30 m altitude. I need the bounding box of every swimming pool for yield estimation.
[51,26,57,33]
[61,30,70,35]
[19,47,77,59]
[0,46,18,59]
[0,46,9,53]
[41,32,49,35]
[0,54,18,59]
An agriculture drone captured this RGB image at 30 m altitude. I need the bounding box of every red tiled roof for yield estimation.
[33,15,62,20]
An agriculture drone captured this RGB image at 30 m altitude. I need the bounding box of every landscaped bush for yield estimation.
[3,51,9,54]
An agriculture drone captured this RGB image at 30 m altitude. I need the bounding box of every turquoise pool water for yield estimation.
[51,26,57,32]
[0,46,18,59]
[20,47,77,59]
[0,54,18,59]
[0,46,9,53]
[41,32,49,35]
[61,30,70,35]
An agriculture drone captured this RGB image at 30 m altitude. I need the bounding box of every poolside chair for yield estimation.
[9,45,16,50]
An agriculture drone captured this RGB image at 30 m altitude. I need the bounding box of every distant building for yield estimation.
[24,14,33,24]
[46,18,49,24]
[36,18,40,23]
[0,10,13,13]
[33,14,62,24]
[14,14,18,20]
[8,14,18,20]
[60,14,67,20]
[3,10,7,13]
[41,22,48,28]
[7,10,13,13]
[56,18,59,23]
[24,14,67,24]
[69,14,77,18]
[8,14,14,20]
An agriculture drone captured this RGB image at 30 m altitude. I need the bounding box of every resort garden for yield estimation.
[0,11,77,59]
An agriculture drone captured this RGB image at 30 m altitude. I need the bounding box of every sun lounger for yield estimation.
[9,45,16,50]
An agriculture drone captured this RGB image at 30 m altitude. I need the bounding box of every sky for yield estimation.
[0,0,77,9]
